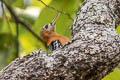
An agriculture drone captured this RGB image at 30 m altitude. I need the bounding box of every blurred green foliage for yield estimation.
[0,33,17,70]
[102,68,120,80]
[116,25,120,33]
[0,0,120,80]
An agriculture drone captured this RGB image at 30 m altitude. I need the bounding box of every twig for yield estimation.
[38,0,74,21]
[16,22,19,57]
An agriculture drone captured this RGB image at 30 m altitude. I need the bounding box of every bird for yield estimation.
[40,14,69,51]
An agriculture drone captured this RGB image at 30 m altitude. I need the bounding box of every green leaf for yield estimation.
[0,33,17,70]
[5,0,24,8]
[5,0,17,5]
[12,0,24,8]
[32,0,51,8]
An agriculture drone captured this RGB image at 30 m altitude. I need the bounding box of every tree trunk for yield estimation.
[0,0,120,80]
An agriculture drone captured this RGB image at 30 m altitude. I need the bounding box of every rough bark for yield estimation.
[0,0,120,80]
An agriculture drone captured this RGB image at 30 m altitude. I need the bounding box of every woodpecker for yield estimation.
[40,14,69,51]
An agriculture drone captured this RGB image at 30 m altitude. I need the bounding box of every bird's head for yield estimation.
[40,13,60,41]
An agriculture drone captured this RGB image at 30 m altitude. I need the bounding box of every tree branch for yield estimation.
[0,0,120,80]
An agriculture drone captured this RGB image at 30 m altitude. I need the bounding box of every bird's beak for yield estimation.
[51,13,60,25]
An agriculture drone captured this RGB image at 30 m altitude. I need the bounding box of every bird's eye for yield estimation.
[44,24,48,29]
